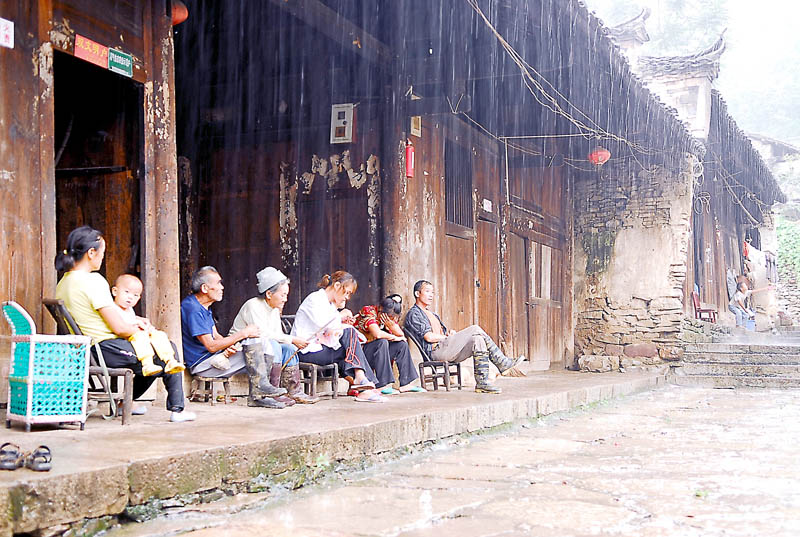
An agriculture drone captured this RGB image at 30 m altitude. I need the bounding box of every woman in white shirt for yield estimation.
[231,267,317,404]
[291,271,386,403]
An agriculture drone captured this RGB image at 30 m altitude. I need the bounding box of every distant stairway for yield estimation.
[672,342,800,388]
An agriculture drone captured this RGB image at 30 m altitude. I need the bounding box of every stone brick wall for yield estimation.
[777,264,800,325]
[573,158,693,367]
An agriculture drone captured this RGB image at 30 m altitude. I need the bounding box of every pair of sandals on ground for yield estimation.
[0,443,52,472]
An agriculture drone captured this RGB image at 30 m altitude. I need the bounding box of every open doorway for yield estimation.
[53,51,143,300]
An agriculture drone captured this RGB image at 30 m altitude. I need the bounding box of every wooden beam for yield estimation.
[267,0,393,63]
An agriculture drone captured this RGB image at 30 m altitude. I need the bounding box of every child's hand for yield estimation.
[324,328,343,340]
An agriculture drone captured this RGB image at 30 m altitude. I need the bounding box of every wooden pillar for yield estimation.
[38,0,57,330]
[498,140,514,349]
[141,1,181,348]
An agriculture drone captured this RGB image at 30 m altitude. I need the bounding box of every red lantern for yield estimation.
[588,146,611,166]
[172,0,189,26]
[405,140,415,178]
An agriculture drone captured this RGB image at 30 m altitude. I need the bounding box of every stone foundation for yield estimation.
[573,158,694,365]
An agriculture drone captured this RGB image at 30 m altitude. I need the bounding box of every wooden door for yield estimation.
[476,219,500,342]
[527,240,565,369]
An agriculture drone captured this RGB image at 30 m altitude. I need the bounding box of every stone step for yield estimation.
[677,363,800,377]
[682,352,800,365]
[685,343,800,355]
[670,374,800,389]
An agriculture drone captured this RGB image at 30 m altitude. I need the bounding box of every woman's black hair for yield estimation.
[55,225,103,272]
[378,294,403,316]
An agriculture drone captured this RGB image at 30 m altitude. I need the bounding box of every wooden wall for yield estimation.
[0,2,52,391]
[0,1,181,399]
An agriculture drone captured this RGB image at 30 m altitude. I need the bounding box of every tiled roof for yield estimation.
[607,8,650,46]
[638,32,726,80]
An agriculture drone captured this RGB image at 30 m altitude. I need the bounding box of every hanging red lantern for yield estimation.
[587,146,611,166]
[172,0,189,26]
[405,139,415,178]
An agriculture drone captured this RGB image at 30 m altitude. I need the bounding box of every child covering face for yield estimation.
[112,274,185,376]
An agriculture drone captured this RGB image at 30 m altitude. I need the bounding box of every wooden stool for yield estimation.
[418,360,463,391]
[298,363,338,398]
[190,376,231,405]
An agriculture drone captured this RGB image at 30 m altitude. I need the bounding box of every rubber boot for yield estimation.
[242,343,287,408]
[269,363,296,407]
[484,336,525,374]
[162,359,186,375]
[140,356,163,377]
[473,351,501,394]
[281,364,320,404]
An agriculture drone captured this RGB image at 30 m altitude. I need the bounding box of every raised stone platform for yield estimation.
[0,370,665,536]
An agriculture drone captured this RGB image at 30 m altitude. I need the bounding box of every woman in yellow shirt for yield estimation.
[55,225,194,423]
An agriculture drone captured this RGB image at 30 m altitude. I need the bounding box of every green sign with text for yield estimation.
[108,48,133,78]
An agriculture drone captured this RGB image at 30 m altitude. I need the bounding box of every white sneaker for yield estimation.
[116,405,148,417]
[170,410,197,423]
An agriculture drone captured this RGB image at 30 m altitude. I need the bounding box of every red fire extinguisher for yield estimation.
[405,140,415,178]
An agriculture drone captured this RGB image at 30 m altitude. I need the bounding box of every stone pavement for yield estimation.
[104,384,800,537]
[0,370,666,536]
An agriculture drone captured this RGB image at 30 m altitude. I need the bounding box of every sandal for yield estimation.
[25,446,52,472]
[350,382,376,392]
[0,443,24,471]
[354,391,387,403]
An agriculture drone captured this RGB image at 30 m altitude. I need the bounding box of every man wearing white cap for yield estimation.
[230,266,319,404]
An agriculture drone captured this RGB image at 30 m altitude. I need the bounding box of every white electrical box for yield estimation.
[330,103,355,144]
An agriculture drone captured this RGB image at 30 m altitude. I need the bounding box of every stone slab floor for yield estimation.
[102,385,800,537]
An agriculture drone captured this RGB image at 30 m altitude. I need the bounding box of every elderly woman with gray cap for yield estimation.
[230,267,318,405]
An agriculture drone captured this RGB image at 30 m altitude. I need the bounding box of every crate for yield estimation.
[3,301,90,431]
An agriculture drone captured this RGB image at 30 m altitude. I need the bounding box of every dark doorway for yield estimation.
[53,51,143,288]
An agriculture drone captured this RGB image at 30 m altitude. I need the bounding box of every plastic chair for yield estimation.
[42,298,134,425]
[2,301,91,431]
[404,329,462,391]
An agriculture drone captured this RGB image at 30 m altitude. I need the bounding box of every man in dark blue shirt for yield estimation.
[404,280,524,394]
[181,266,286,408]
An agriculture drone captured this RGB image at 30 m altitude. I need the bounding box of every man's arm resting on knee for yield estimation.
[423,331,447,343]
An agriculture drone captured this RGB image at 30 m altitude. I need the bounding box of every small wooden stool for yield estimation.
[190,376,231,405]
[298,363,339,398]
[419,360,463,391]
